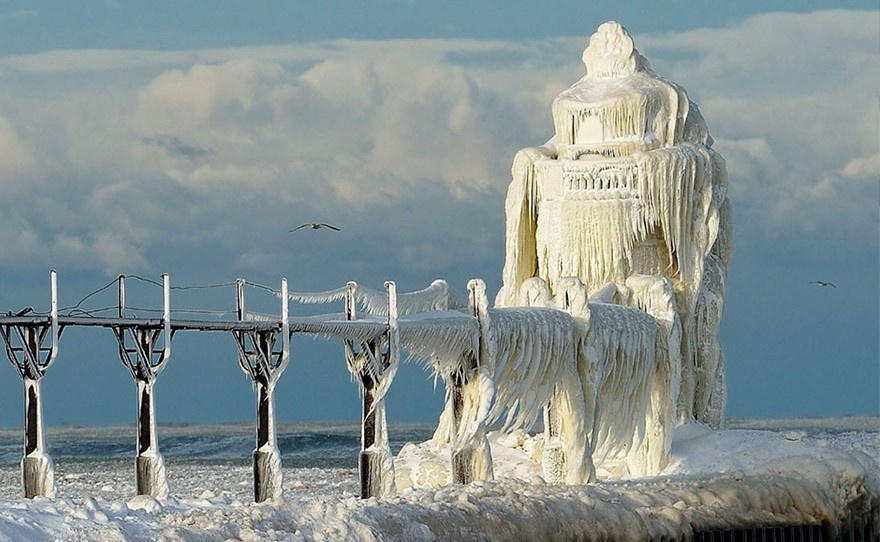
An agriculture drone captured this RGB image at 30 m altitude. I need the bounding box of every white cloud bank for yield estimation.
[639,10,879,241]
[0,10,876,278]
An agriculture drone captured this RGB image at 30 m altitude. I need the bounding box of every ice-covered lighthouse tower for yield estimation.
[497,22,732,427]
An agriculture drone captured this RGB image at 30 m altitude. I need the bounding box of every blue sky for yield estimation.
[0,1,877,428]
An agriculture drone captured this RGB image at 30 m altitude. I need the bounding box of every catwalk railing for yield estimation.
[0,271,480,502]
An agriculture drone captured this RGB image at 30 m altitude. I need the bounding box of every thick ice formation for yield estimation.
[481,21,732,479]
[394,425,879,541]
[0,420,876,541]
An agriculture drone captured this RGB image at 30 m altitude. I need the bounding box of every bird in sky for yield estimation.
[810,280,836,288]
[289,222,341,232]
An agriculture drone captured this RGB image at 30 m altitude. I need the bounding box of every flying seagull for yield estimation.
[810,280,836,288]
[289,222,341,232]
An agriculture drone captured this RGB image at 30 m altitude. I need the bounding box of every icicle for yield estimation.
[485,307,579,435]
[398,313,479,366]
[356,280,467,317]
[285,285,349,304]
[498,146,557,308]
[581,302,660,477]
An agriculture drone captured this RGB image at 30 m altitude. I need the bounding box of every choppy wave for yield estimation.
[727,415,879,433]
[0,416,876,503]
[0,422,436,467]
[0,416,876,468]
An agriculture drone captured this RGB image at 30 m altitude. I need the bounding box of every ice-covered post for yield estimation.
[21,375,53,499]
[345,281,398,499]
[624,274,681,474]
[233,278,290,502]
[252,338,280,503]
[539,279,589,484]
[450,363,474,484]
[543,276,596,484]
[0,271,60,498]
[541,393,564,484]
[113,274,172,498]
[450,279,494,485]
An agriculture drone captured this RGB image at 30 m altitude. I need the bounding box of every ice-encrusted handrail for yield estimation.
[353,279,468,316]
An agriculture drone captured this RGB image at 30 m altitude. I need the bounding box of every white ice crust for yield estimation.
[1,424,876,541]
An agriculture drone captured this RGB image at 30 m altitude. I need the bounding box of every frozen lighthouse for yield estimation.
[497,21,732,430]
[409,20,735,485]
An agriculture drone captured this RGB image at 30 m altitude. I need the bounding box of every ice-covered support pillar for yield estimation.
[553,277,596,484]
[541,393,565,484]
[521,278,567,485]
[113,274,172,498]
[22,377,54,498]
[450,279,494,485]
[0,271,61,498]
[135,378,165,496]
[358,352,384,499]
[233,278,290,503]
[345,281,398,499]
[252,353,281,503]
[519,276,596,484]
[624,274,682,474]
[450,366,475,484]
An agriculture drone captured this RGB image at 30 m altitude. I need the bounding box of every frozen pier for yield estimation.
[0,271,481,502]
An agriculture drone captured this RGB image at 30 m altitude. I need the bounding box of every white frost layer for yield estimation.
[1,426,876,541]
